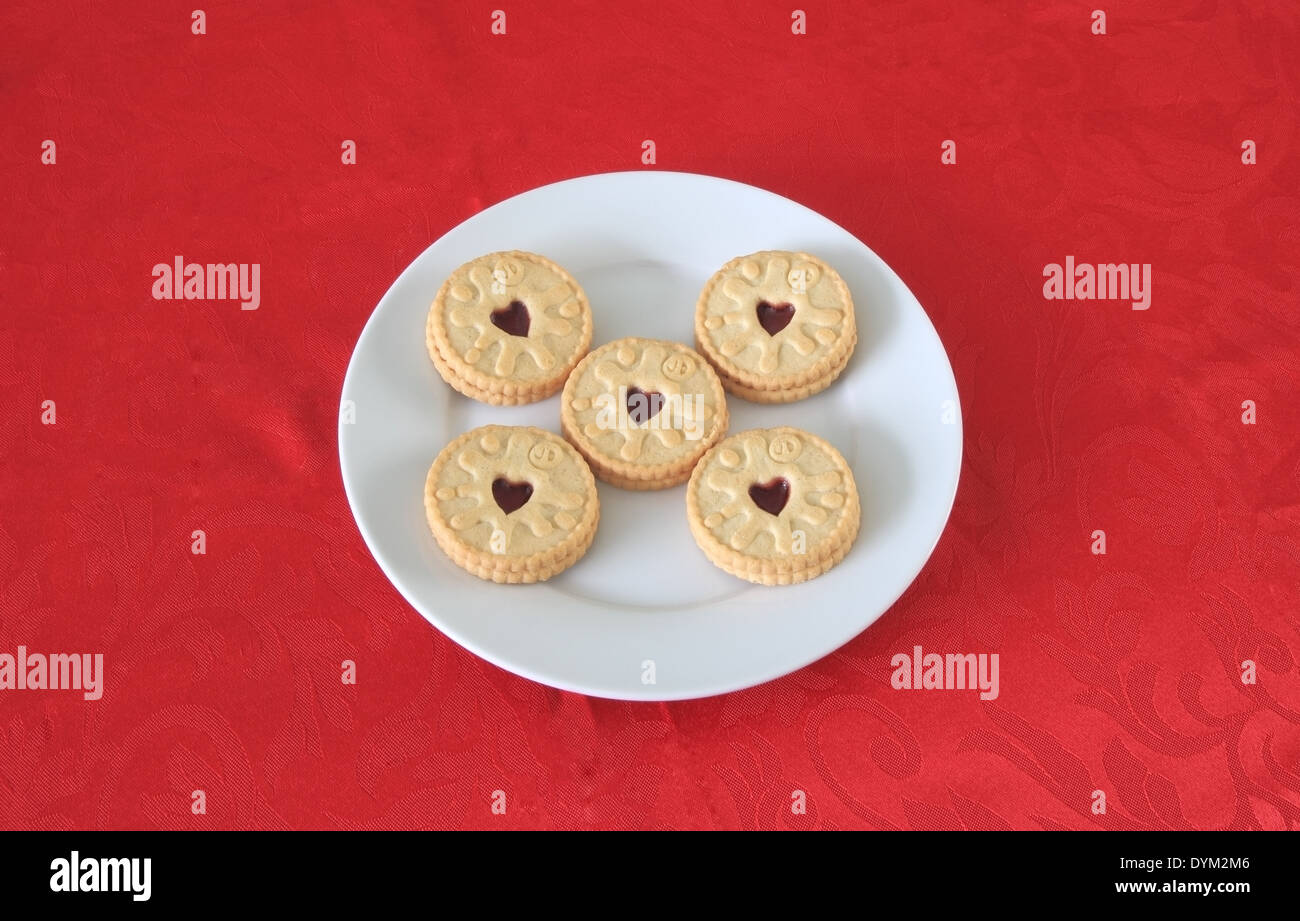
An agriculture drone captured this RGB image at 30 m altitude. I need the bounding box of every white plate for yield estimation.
[339,171,962,701]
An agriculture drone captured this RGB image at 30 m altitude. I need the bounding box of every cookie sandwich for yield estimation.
[686,426,859,585]
[425,425,599,583]
[428,251,593,405]
[561,337,728,490]
[695,251,855,403]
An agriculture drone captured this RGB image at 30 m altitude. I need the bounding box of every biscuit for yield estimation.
[694,251,855,403]
[686,427,860,585]
[425,425,599,583]
[427,251,593,404]
[716,328,857,404]
[561,338,728,490]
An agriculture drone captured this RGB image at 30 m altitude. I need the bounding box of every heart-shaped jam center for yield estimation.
[625,386,665,424]
[491,477,533,514]
[748,477,790,516]
[490,300,530,337]
[756,301,795,336]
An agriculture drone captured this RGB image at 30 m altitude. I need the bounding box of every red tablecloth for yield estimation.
[2,1,1297,830]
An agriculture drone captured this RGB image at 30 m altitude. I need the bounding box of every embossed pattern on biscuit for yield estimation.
[572,340,722,460]
[432,428,589,555]
[696,430,848,557]
[701,253,849,375]
[567,340,722,466]
[443,255,585,380]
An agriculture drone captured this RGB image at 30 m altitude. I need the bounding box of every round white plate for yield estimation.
[339,171,962,701]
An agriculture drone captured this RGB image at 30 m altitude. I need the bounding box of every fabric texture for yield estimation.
[1,0,1297,830]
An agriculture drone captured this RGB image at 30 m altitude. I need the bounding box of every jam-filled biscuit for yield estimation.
[694,251,856,403]
[686,427,860,585]
[427,251,593,405]
[425,425,599,583]
[561,337,728,490]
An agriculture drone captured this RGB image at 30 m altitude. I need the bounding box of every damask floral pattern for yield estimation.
[0,0,1296,829]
